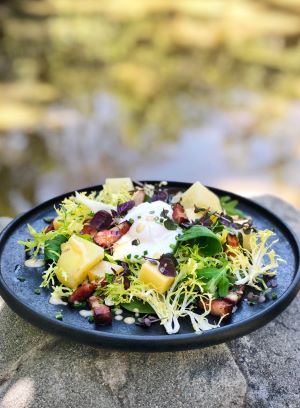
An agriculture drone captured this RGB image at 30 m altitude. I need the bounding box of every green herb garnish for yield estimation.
[164,218,178,231]
[55,311,63,320]
[121,298,155,314]
[177,225,222,256]
[105,273,114,284]
[197,262,230,298]
[44,234,68,262]
[220,196,245,218]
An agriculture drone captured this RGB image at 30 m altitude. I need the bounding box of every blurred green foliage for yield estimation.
[1,0,300,133]
[0,0,300,215]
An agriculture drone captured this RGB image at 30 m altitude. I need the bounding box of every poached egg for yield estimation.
[113,201,181,260]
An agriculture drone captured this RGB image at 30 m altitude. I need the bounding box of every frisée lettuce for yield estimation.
[19,178,283,334]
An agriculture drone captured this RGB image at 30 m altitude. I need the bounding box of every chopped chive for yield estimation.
[34,288,41,295]
[143,250,148,255]
[128,218,134,225]
[164,219,178,231]
[55,311,63,320]
[17,276,26,282]
[73,301,87,309]
[271,292,278,300]
[137,215,141,219]
[88,315,95,323]
[132,239,140,246]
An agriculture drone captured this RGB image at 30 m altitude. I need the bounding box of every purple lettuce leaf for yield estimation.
[158,253,177,277]
[151,190,168,202]
[117,200,135,216]
[90,211,113,230]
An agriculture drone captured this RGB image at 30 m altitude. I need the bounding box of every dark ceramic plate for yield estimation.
[0,182,299,352]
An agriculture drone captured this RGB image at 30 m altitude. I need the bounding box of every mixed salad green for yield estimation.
[19,179,283,334]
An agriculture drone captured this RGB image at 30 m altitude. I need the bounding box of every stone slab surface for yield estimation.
[228,196,300,408]
[0,195,299,408]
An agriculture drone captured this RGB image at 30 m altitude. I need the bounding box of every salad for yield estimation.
[19,179,283,334]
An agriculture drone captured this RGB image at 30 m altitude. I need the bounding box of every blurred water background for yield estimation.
[0,0,300,216]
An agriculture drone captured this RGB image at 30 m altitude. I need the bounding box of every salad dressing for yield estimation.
[123,317,135,325]
[115,315,123,321]
[24,258,45,268]
[49,294,67,306]
[79,310,93,318]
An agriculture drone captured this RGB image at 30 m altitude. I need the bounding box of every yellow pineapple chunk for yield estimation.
[105,177,133,193]
[56,235,104,289]
[88,261,124,281]
[139,261,175,294]
[241,231,255,251]
[181,181,222,221]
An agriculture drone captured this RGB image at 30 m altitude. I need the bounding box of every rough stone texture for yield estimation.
[0,195,299,408]
[0,218,11,234]
[228,196,300,408]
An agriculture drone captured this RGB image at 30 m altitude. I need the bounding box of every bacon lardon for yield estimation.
[68,283,96,304]
[93,221,131,248]
[172,203,187,224]
[88,296,112,325]
[80,224,98,238]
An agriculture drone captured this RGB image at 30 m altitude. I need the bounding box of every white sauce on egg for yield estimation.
[113,201,181,261]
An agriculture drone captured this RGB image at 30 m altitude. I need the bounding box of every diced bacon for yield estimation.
[80,224,98,238]
[45,222,55,233]
[226,233,239,257]
[118,221,131,235]
[93,221,131,248]
[210,299,234,316]
[227,234,239,247]
[200,298,233,317]
[200,285,245,317]
[88,295,103,309]
[172,203,187,224]
[88,296,112,325]
[68,283,96,304]
[93,305,112,325]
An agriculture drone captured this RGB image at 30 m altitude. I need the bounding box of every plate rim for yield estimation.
[0,181,300,351]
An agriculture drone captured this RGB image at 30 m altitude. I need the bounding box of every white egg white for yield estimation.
[113,201,181,261]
